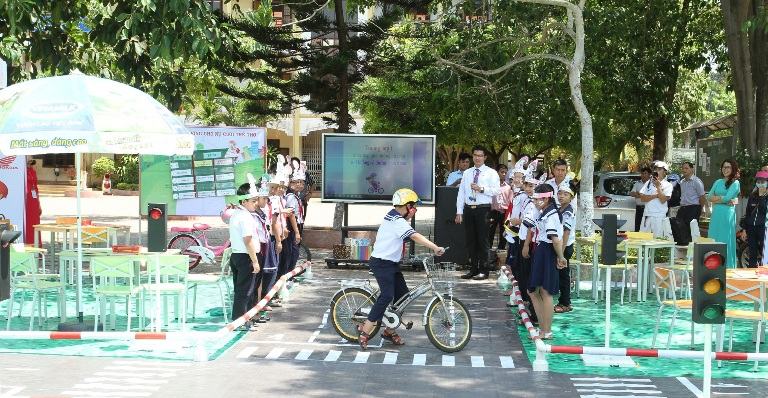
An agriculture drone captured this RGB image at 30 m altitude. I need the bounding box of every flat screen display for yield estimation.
[322,134,435,203]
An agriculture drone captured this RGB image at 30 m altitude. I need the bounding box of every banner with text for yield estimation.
[140,127,266,216]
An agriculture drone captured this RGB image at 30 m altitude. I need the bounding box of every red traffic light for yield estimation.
[703,251,724,270]
[149,207,164,220]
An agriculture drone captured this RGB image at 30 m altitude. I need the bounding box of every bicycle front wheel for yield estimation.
[330,287,380,342]
[168,233,202,270]
[425,295,472,353]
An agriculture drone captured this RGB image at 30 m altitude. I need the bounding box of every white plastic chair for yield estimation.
[5,249,66,330]
[91,256,142,331]
[187,248,231,322]
[141,255,189,330]
[719,280,765,371]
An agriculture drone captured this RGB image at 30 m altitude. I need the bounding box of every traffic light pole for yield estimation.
[703,323,712,398]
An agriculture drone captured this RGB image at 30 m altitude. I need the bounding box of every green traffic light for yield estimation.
[702,304,724,320]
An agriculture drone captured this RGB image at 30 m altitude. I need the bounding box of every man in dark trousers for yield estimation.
[676,161,706,245]
[455,145,501,280]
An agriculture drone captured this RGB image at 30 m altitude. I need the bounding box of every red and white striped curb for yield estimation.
[217,260,310,334]
[499,265,768,363]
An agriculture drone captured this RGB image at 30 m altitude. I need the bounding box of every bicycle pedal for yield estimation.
[405,321,414,330]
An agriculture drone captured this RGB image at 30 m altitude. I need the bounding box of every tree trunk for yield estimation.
[568,3,595,237]
[752,0,768,149]
[333,0,351,134]
[722,0,757,152]
[652,115,669,161]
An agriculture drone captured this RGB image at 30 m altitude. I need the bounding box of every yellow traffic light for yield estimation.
[703,278,722,295]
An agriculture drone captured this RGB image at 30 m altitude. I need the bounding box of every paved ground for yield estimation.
[2,265,767,397]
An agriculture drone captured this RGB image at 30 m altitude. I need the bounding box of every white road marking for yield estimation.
[573,377,652,382]
[72,383,159,391]
[3,367,39,371]
[82,377,168,385]
[353,352,370,363]
[676,377,702,398]
[103,365,185,372]
[111,360,190,367]
[0,386,25,396]
[265,347,285,359]
[93,372,175,378]
[269,334,285,340]
[412,354,426,366]
[382,352,398,365]
[579,396,667,398]
[441,355,455,367]
[295,349,313,360]
[307,330,321,343]
[471,356,485,368]
[499,356,515,368]
[576,389,662,394]
[62,391,151,397]
[236,346,258,359]
[575,383,659,388]
[324,350,342,362]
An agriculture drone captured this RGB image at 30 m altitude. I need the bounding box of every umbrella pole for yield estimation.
[76,152,84,323]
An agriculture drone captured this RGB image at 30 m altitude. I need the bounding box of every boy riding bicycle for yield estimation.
[358,188,445,350]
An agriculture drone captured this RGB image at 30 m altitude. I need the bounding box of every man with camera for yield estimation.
[638,161,673,238]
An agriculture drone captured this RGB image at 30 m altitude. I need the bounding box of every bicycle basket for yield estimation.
[423,257,456,291]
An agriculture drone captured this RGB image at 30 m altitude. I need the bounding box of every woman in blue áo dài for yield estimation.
[706,159,741,268]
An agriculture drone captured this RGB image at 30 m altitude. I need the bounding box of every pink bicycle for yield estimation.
[167,223,231,270]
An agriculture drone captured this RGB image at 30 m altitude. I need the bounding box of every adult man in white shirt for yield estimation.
[446,153,471,187]
[629,166,652,232]
[455,146,501,280]
[639,161,674,238]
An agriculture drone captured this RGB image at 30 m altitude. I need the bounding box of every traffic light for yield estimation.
[592,214,627,265]
[147,203,167,252]
[692,243,726,324]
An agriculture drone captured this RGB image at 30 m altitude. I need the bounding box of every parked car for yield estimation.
[592,172,642,231]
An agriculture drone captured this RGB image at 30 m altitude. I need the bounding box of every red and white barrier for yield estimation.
[499,265,768,371]
[216,260,310,335]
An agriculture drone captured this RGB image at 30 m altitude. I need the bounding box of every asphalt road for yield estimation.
[1,266,766,398]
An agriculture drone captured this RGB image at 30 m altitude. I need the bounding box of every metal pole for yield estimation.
[605,265,611,347]
[76,152,83,322]
[703,323,712,398]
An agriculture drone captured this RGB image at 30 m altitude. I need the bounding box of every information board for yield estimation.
[322,134,435,203]
[140,127,265,216]
[696,135,734,189]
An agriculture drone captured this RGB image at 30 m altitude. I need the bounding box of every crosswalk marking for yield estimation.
[295,349,314,360]
[72,383,160,391]
[324,350,342,361]
[93,372,175,378]
[265,347,285,359]
[237,346,258,359]
[572,377,665,398]
[62,359,189,398]
[62,391,151,397]
[412,354,426,366]
[499,356,515,368]
[471,356,485,368]
[382,352,398,365]
[111,360,190,367]
[442,355,455,367]
[82,377,169,385]
[307,330,320,343]
[353,352,370,363]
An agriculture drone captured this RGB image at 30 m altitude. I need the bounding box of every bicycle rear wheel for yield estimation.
[330,287,380,342]
[425,295,472,352]
[168,233,202,270]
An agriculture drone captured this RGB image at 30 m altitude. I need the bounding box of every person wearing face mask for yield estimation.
[357,188,445,350]
[743,171,768,268]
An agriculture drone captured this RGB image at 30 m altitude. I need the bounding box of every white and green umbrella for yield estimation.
[0,72,194,328]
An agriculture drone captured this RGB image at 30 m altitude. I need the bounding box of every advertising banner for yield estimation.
[0,153,26,232]
[140,127,266,216]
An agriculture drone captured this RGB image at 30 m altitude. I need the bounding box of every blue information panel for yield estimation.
[322,134,435,203]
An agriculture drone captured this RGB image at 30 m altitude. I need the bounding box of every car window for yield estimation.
[604,176,641,196]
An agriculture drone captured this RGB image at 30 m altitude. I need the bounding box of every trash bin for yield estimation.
[0,224,21,301]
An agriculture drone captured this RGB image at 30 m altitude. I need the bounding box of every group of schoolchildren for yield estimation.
[226,155,307,331]
[498,157,578,340]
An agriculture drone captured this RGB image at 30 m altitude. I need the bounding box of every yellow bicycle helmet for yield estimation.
[392,188,421,206]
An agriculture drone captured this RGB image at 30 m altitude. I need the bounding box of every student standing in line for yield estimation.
[743,171,768,268]
[488,163,509,251]
[528,184,567,340]
[228,180,263,331]
[554,181,576,314]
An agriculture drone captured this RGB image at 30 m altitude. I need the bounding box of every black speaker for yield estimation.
[434,186,468,265]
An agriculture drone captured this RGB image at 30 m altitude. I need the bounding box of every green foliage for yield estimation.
[91,156,115,178]
[115,182,139,191]
[734,148,768,195]
[115,154,139,184]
